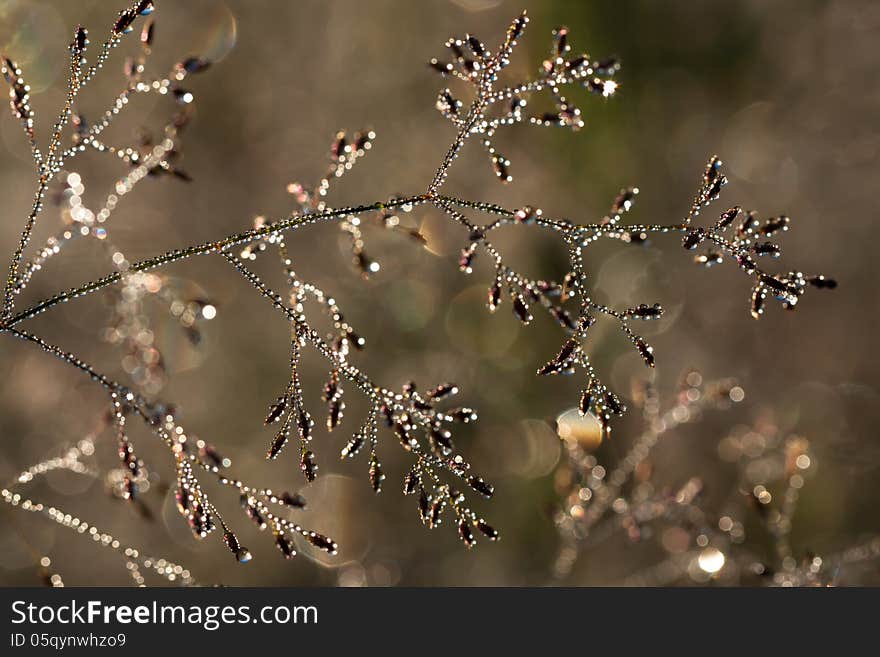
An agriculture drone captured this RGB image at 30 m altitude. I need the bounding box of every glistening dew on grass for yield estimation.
[0,2,836,584]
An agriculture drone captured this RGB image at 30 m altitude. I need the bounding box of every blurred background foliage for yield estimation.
[0,0,878,585]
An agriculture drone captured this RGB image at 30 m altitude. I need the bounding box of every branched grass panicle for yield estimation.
[0,3,835,582]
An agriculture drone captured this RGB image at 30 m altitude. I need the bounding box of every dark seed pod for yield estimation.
[428,428,454,456]
[300,449,318,482]
[327,399,343,432]
[429,58,452,74]
[436,90,460,118]
[266,427,289,460]
[635,338,655,368]
[322,375,339,402]
[428,383,459,400]
[354,131,373,152]
[412,398,432,411]
[716,206,741,230]
[750,284,766,319]
[604,391,625,416]
[448,407,478,423]
[459,244,477,273]
[488,281,502,311]
[403,469,419,495]
[240,495,267,530]
[340,433,366,459]
[491,153,511,182]
[297,409,313,441]
[190,502,214,538]
[560,271,577,302]
[566,55,588,72]
[625,303,663,320]
[512,295,532,324]
[304,532,337,554]
[468,227,485,241]
[807,275,837,289]
[704,156,722,185]
[345,330,365,350]
[123,476,138,501]
[418,486,430,521]
[3,60,32,129]
[369,453,384,492]
[549,306,577,330]
[537,280,562,296]
[785,271,806,289]
[682,227,706,250]
[2,57,17,86]
[73,26,88,54]
[737,211,760,237]
[611,188,637,215]
[752,241,781,258]
[553,26,570,57]
[119,442,139,475]
[458,520,476,548]
[180,57,211,74]
[695,250,723,267]
[586,77,607,95]
[379,403,395,427]
[759,273,790,293]
[737,253,757,274]
[760,215,790,236]
[579,314,596,333]
[136,0,155,16]
[223,529,240,553]
[10,81,27,102]
[508,12,528,42]
[331,131,347,160]
[446,39,465,60]
[172,87,193,104]
[466,35,485,58]
[549,343,575,369]
[468,475,494,498]
[538,338,578,376]
[429,498,445,528]
[477,520,499,540]
[594,57,620,75]
[394,423,417,451]
[275,534,296,559]
[704,175,726,201]
[113,10,137,35]
[175,483,192,517]
[561,106,583,128]
[537,360,563,377]
[280,491,307,509]
[579,389,594,416]
[198,441,227,469]
[538,112,561,126]
[264,396,288,424]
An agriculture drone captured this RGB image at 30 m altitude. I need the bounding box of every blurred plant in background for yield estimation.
[554,372,880,585]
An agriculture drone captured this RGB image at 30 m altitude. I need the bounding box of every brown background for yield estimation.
[0,0,877,585]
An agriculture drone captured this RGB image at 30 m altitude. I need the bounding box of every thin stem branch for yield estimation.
[5,195,427,326]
